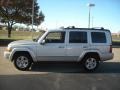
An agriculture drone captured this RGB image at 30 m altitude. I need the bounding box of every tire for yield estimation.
[82,56,99,72]
[13,54,32,71]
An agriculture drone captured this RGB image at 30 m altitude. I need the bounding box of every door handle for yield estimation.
[83,46,88,48]
[58,46,64,48]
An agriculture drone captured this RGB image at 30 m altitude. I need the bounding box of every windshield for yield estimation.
[34,30,46,42]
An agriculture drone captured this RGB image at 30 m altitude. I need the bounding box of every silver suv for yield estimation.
[4,27,114,71]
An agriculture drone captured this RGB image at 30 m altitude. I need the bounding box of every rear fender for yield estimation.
[77,50,101,62]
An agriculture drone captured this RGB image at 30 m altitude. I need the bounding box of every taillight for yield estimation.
[109,45,112,53]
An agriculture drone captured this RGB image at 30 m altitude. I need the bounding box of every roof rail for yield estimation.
[91,27,104,30]
[64,26,105,30]
[65,26,75,29]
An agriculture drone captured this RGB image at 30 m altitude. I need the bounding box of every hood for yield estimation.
[8,40,38,47]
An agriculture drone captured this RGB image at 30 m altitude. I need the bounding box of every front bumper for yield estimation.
[4,51,11,60]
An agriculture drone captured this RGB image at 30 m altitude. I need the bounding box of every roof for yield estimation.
[47,27,110,32]
[64,26,109,31]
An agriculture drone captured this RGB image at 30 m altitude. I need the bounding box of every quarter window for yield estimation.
[45,32,65,43]
[91,32,106,43]
[69,31,87,43]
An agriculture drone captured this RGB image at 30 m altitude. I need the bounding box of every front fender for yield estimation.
[10,48,37,62]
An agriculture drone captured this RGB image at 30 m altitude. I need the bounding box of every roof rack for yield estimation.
[64,26,105,30]
[91,27,104,30]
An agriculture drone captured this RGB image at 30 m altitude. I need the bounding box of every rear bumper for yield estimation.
[101,53,114,61]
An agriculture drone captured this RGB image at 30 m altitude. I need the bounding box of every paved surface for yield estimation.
[0,46,120,90]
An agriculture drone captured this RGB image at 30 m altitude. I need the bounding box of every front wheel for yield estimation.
[13,54,32,71]
[82,56,99,72]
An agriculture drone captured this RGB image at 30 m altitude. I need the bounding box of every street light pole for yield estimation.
[91,16,94,28]
[88,6,90,28]
[32,0,35,31]
[87,3,95,28]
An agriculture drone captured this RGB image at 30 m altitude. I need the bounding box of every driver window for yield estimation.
[45,32,65,43]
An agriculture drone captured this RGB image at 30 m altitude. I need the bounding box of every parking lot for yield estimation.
[0,46,120,90]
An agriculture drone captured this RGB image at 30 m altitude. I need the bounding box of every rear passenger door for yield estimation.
[66,31,88,61]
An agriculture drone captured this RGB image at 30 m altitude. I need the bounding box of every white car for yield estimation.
[4,27,114,71]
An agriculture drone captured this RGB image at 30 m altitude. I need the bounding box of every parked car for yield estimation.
[4,27,114,71]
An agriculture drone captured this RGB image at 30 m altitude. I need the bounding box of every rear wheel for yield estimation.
[82,56,99,72]
[13,54,32,71]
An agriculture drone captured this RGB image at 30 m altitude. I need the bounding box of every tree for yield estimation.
[34,11,45,26]
[0,0,44,37]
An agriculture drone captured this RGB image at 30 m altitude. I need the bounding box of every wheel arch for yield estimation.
[82,52,100,61]
[12,51,33,62]
[78,51,101,62]
[11,48,36,62]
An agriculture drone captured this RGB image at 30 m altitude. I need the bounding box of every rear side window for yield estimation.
[91,32,106,43]
[69,31,87,43]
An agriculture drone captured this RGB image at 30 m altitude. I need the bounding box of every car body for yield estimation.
[4,27,114,71]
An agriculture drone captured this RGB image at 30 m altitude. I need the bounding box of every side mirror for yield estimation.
[40,40,45,45]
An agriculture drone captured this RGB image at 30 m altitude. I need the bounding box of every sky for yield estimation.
[38,0,120,33]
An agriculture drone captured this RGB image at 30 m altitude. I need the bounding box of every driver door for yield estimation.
[36,31,66,61]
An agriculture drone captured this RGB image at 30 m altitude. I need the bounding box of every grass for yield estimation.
[0,30,41,40]
[112,35,120,42]
[0,30,120,46]
[0,30,120,42]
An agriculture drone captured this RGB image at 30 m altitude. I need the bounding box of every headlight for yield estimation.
[6,47,12,52]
